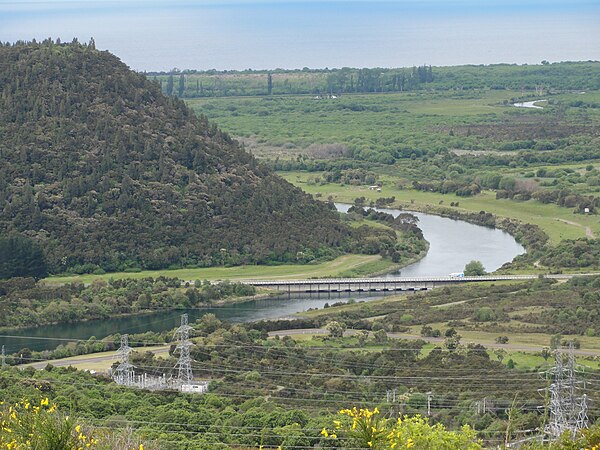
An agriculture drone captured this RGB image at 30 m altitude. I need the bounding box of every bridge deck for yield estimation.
[236,274,583,293]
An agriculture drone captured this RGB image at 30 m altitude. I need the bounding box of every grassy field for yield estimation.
[272,331,600,371]
[184,88,600,244]
[281,171,600,243]
[187,89,600,165]
[45,254,391,285]
[187,90,527,161]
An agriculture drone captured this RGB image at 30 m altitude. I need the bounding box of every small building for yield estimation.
[181,381,209,394]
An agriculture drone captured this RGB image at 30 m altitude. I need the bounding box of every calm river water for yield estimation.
[335,203,525,277]
[1,206,524,353]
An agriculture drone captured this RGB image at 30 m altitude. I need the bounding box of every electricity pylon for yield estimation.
[541,343,589,440]
[173,313,194,385]
[113,334,135,386]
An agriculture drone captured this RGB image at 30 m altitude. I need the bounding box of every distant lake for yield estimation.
[1,1,599,71]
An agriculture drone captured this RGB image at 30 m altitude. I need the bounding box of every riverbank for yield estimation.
[366,240,430,277]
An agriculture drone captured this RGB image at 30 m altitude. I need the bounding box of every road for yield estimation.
[557,218,595,238]
[23,346,171,372]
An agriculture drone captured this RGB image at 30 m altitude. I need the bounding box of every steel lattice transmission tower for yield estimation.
[113,334,135,386]
[173,313,194,386]
[542,343,589,440]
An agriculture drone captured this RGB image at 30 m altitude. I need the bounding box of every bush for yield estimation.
[464,260,486,276]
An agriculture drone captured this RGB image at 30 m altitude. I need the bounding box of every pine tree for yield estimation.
[166,74,174,96]
[267,73,273,95]
[178,74,185,97]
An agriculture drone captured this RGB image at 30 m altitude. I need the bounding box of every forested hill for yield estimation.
[0,40,350,274]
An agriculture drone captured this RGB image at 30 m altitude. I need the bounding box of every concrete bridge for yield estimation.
[243,274,580,294]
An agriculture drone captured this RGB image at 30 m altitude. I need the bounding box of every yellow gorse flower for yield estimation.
[1,398,100,449]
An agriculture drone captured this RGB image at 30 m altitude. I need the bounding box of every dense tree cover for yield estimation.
[538,238,600,268]
[0,41,360,274]
[0,276,255,329]
[342,207,427,263]
[148,62,600,98]
[0,233,48,279]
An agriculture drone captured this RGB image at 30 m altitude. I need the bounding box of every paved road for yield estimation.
[24,346,170,371]
[244,273,598,286]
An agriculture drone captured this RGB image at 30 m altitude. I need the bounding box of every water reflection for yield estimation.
[335,203,525,277]
[0,291,392,353]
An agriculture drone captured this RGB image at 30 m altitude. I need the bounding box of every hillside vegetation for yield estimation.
[0,41,357,274]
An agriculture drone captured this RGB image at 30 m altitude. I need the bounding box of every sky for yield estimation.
[1,1,599,71]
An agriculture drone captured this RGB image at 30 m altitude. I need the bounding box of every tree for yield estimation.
[540,347,552,361]
[166,74,174,96]
[550,334,562,349]
[356,330,369,347]
[494,349,507,362]
[178,74,185,97]
[495,336,509,344]
[473,307,496,322]
[444,334,462,351]
[464,260,486,276]
[325,321,346,339]
[0,234,48,280]
[267,73,273,95]
[373,329,388,343]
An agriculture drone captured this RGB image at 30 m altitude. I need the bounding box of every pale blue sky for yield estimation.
[1,1,599,70]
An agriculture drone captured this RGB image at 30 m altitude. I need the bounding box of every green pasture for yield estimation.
[186,90,526,159]
[281,171,600,243]
[45,254,390,285]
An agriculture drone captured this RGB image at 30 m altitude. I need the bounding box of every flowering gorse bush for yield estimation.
[321,407,482,450]
[0,397,99,450]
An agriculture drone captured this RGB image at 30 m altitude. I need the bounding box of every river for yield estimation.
[513,100,545,109]
[1,206,524,353]
[1,292,385,353]
[334,203,525,277]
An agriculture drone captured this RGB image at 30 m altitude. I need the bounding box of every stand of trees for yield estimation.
[0,234,47,279]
